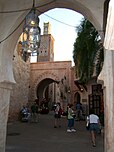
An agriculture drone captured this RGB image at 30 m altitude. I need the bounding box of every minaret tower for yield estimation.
[38,22,54,62]
[43,22,51,35]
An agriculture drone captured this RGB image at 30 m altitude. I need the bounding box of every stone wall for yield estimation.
[8,46,30,121]
[29,61,72,102]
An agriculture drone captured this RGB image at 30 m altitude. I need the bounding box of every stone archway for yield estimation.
[0,0,114,152]
[30,71,60,101]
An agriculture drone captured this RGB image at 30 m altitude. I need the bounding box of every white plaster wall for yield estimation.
[0,0,106,152]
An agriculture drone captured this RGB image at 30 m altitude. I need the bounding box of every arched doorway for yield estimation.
[36,78,59,104]
[74,92,81,103]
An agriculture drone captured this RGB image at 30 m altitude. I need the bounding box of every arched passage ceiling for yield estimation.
[0,0,105,83]
[0,0,105,41]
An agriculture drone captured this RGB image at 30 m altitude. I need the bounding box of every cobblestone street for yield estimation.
[6,113,104,152]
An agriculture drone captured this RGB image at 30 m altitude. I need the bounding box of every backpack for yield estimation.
[58,108,62,116]
[76,103,82,110]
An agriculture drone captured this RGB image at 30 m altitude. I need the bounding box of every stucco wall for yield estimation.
[8,46,30,121]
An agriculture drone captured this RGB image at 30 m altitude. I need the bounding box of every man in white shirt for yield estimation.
[86,109,100,147]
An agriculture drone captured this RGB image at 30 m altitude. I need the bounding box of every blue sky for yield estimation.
[38,8,83,65]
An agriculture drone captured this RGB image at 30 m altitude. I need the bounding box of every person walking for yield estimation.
[67,104,76,132]
[86,109,100,147]
[75,101,82,121]
[31,102,39,123]
[54,102,62,128]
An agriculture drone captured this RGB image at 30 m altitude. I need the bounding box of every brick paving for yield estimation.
[6,113,104,152]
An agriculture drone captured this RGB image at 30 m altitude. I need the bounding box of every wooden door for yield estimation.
[89,94,101,116]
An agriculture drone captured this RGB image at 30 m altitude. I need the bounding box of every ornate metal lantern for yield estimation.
[22,0,41,56]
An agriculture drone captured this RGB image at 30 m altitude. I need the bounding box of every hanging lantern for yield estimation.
[22,0,41,55]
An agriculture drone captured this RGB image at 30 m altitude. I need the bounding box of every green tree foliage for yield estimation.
[73,18,104,83]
